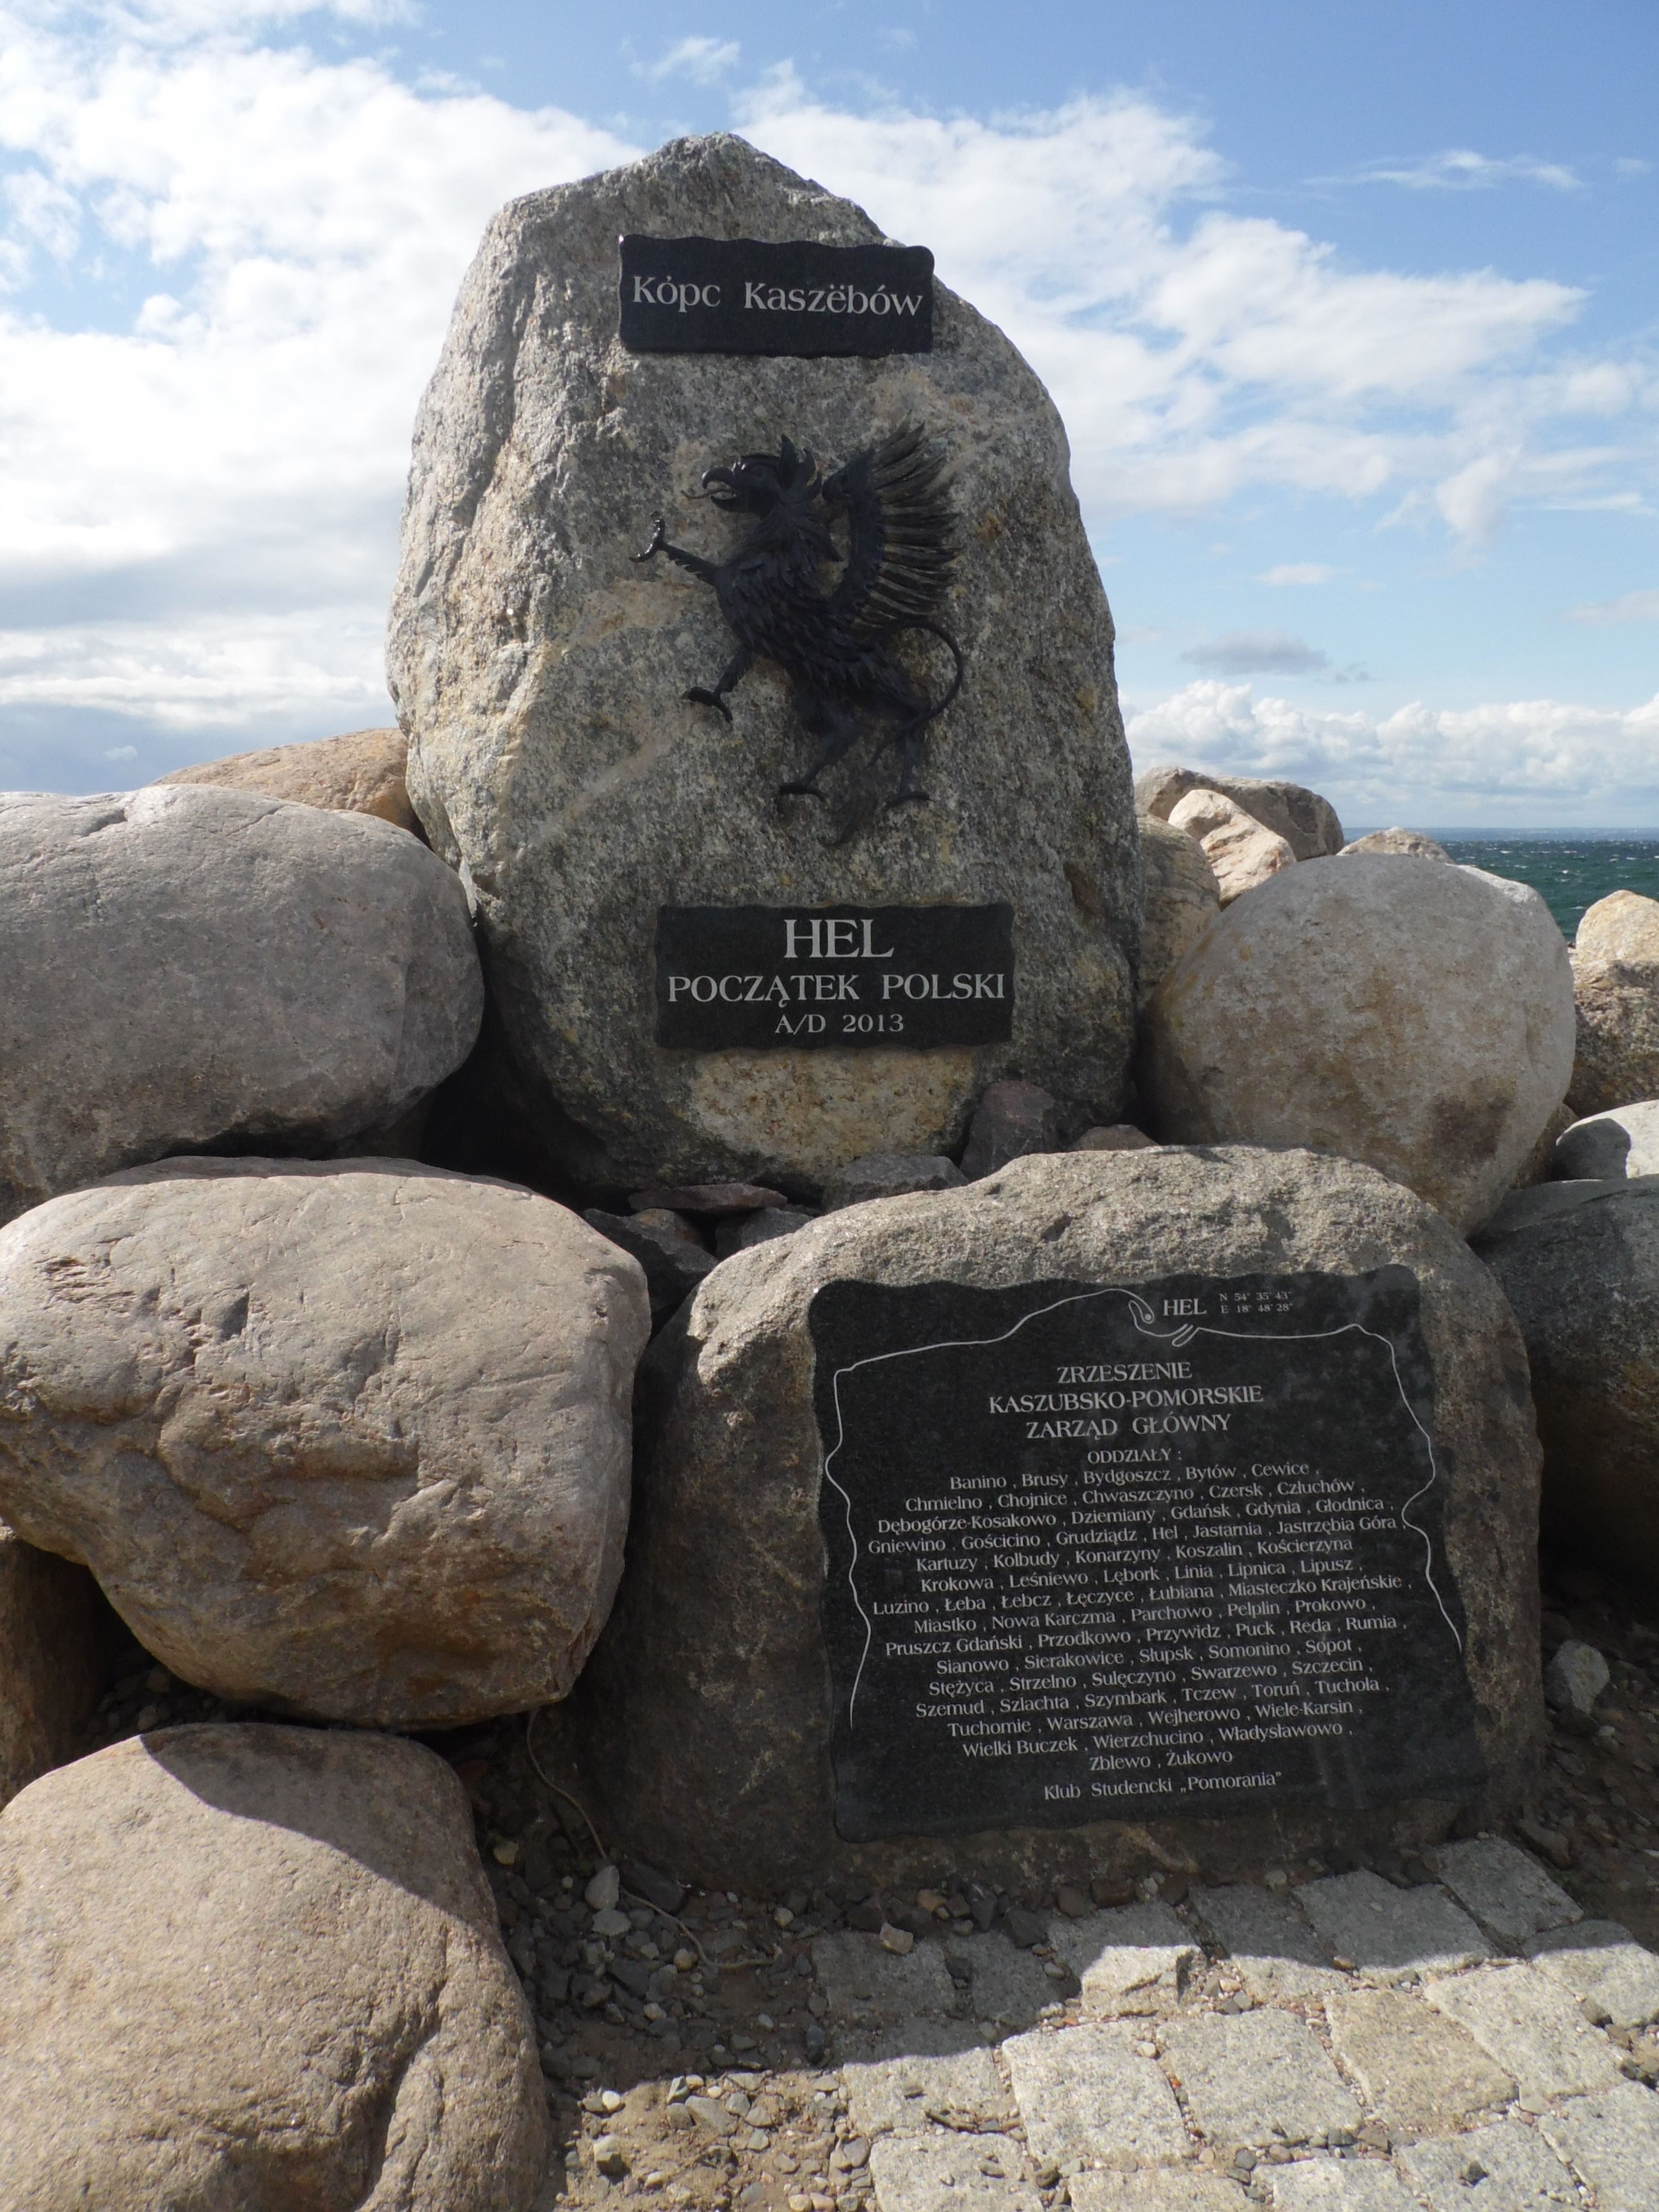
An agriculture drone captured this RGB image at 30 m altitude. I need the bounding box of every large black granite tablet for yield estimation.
[810,1269,1484,1842]
[655,904,1013,1049]
[620,236,934,356]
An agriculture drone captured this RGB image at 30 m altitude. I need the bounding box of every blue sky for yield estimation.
[1,0,1657,822]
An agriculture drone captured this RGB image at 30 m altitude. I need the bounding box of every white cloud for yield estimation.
[737,85,1628,542]
[0,24,1653,792]
[1352,150,1584,193]
[1127,680,1659,817]
[1569,587,1659,624]
[1181,631,1329,676]
[1256,563,1343,585]
[642,36,740,86]
[0,11,637,752]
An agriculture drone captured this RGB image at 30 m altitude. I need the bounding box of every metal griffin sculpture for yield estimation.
[633,421,961,811]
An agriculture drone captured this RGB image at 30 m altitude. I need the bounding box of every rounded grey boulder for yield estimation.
[0,1158,650,1726]
[0,1725,550,2206]
[1552,1101,1659,1182]
[0,785,483,1225]
[1475,1178,1659,1587]
[388,134,1141,1189]
[576,1146,1543,1889]
[1141,856,1575,1233]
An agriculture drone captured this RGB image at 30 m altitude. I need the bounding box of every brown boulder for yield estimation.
[0,1725,549,2206]
[153,725,420,835]
[1569,890,1659,1114]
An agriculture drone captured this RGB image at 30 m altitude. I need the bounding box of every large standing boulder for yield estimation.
[1137,815,1220,1003]
[1474,1181,1659,1586]
[0,1521,122,1807]
[0,785,482,1226]
[0,1725,549,2206]
[387,134,1140,1191]
[1568,891,1659,1115]
[1140,857,1574,1233]
[1135,765,1343,860]
[0,1159,649,1726]
[153,725,421,835]
[574,1146,1542,1891]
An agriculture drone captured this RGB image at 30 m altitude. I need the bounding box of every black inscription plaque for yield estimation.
[620,236,934,357]
[655,904,1013,1050]
[812,1269,1485,1843]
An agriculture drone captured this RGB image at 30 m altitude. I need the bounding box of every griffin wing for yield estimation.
[822,422,957,638]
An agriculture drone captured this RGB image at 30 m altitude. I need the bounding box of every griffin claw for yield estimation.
[633,519,667,562]
[684,687,732,721]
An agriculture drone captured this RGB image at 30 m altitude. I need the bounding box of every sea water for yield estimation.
[1346,833,1659,940]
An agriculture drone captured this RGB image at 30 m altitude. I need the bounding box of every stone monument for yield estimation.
[387,134,1140,1192]
[574,1146,1542,1889]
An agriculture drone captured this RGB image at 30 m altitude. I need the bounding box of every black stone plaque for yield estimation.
[811,1269,1485,1843]
[655,904,1013,1050]
[619,236,934,357]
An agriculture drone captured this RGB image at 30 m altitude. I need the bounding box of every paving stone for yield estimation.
[1422,1840,1581,1948]
[1396,2118,1580,2210]
[1522,1918,1659,2030]
[1161,2008,1360,2150]
[1047,1902,1197,2013]
[960,1931,1065,2028]
[1003,2023,1190,2169]
[843,2025,1012,2138]
[1324,1987,1516,2139]
[1191,1885,1347,2001]
[1299,1874,1491,1982]
[1263,2163,1419,2211]
[1264,2163,1421,2210]
[869,2131,1041,2212]
[1425,1963,1623,2102]
[1539,2078,1659,2212]
[1070,2174,1248,2211]
[813,1933,959,2025]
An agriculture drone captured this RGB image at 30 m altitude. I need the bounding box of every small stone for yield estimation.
[1067,1124,1155,1153]
[960,1082,1063,1179]
[598,2089,625,2116]
[722,1207,817,1253]
[776,1907,795,1928]
[592,1908,632,1938]
[756,2012,777,2030]
[593,2133,629,2178]
[630,1183,789,1217]
[822,1155,968,1211]
[879,1924,916,1956]
[1338,828,1452,862]
[1516,1815,1574,1871]
[493,1839,519,1867]
[686,2096,735,2133]
[1004,1907,1050,1950]
[1053,1885,1092,1919]
[1544,1640,1611,1724]
[585,1865,622,1911]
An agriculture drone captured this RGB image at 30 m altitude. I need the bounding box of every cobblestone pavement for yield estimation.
[72,1552,1659,2210]
[541,1837,1659,2212]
